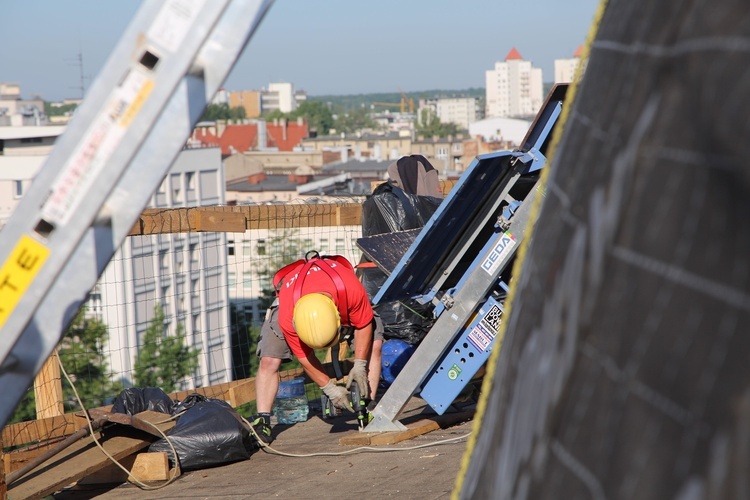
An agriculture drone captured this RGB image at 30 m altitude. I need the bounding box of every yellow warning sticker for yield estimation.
[119,77,154,128]
[0,235,50,329]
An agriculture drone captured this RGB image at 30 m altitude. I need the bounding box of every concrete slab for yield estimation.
[51,398,474,499]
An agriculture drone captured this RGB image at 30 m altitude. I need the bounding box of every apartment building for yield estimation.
[0,126,66,227]
[554,45,584,83]
[485,48,544,119]
[0,82,47,126]
[97,147,232,389]
[418,96,482,130]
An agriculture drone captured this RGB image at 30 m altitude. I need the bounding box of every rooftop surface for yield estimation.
[52,397,474,499]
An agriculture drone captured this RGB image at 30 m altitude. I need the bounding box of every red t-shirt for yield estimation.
[278,260,373,358]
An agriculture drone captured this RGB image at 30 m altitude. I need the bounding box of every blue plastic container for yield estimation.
[274,377,309,424]
[381,339,416,386]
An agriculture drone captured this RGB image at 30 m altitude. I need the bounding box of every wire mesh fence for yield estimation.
[5,201,365,448]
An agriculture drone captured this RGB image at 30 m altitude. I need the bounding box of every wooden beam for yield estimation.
[7,411,175,500]
[338,410,474,447]
[129,452,170,482]
[128,203,363,236]
[33,352,64,420]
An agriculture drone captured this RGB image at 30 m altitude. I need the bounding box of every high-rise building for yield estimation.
[418,97,482,130]
[485,48,543,119]
[554,45,584,84]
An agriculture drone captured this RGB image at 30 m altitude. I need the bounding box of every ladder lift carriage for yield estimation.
[360,84,569,432]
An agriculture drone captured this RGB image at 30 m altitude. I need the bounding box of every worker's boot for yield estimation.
[250,413,273,447]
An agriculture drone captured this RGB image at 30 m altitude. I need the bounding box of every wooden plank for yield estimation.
[129,452,170,482]
[33,352,64,420]
[75,454,135,485]
[338,410,474,446]
[7,411,175,500]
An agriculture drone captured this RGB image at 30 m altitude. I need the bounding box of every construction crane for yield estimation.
[371,96,414,114]
[399,87,415,113]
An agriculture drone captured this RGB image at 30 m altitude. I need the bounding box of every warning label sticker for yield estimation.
[467,322,495,353]
[0,235,50,328]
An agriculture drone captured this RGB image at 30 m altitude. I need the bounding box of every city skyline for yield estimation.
[1,0,598,102]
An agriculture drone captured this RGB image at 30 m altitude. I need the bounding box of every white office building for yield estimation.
[554,46,584,84]
[261,82,307,114]
[98,147,232,388]
[485,48,543,119]
[418,97,482,130]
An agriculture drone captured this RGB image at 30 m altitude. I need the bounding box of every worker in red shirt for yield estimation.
[251,254,383,445]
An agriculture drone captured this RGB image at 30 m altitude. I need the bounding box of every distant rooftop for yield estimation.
[0,125,66,140]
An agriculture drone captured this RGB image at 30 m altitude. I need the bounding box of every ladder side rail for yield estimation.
[0,0,232,364]
[0,0,274,426]
[366,184,543,432]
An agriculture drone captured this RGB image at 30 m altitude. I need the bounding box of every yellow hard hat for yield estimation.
[293,293,341,349]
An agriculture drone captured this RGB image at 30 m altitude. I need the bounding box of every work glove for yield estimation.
[322,379,354,413]
[346,359,369,398]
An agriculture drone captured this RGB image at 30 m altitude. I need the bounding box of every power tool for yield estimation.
[320,381,369,430]
[349,380,369,430]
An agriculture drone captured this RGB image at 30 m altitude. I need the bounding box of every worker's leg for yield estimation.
[253,302,292,444]
[255,356,282,413]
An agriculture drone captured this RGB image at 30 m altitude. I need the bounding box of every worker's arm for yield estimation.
[346,322,374,394]
[352,322,373,361]
[297,350,330,387]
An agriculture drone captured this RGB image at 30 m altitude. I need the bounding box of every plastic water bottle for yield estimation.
[274,377,309,424]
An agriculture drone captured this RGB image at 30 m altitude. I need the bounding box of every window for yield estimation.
[227,239,235,256]
[228,272,236,287]
[171,173,182,202]
[243,271,252,289]
[20,137,42,144]
[14,180,23,198]
[257,239,266,256]
[335,238,345,253]
[159,250,169,271]
[242,242,251,257]
[190,243,199,265]
[186,172,195,191]
[437,147,448,159]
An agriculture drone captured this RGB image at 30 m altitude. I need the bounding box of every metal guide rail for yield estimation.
[0,0,274,426]
[362,84,569,432]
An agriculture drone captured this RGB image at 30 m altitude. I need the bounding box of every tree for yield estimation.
[293,101,334,135]
[10,310,123,423]
[415,108,461,138]
[134,305,200,394]
[230,302,261,379]
[199,103,246,122]
[60,312,124,410]
[334,106,376,134]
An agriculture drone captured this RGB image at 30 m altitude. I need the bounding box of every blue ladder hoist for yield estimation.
[360,84,569,432]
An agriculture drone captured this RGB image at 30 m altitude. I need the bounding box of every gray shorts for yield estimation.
[256,302,384,361]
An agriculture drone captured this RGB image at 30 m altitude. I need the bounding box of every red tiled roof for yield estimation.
[573,45,584,58]
[505,47,523,60]
[218,124,258,155]
[266,122,309,152]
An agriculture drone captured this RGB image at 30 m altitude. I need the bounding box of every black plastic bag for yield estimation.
[149,399,253,470]
[360,266,434,345]
[361,182,442,237]
[111,387,175,416]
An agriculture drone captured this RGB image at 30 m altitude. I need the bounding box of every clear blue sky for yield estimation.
[1,0,599,101]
